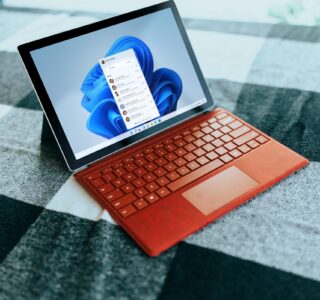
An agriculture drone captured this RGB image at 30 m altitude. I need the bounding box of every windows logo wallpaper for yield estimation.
[80,36,183,139]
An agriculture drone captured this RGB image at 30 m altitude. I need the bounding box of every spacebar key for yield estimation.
[167,159,224,192]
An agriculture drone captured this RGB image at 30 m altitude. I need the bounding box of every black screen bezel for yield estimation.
[18,0,214,171]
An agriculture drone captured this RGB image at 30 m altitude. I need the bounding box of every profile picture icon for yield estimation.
[122,110,127,116]
[109,78,114,84]
[115,91,119,97]
[120,104,125,109]
[112,85,117,90]
[125,117,130,122]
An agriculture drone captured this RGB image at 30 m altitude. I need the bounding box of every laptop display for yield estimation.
[30,8,207,160]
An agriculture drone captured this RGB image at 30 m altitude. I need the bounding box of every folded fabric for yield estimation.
[80,36,182,139]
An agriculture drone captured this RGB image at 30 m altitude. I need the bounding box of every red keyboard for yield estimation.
[85,112,269,218]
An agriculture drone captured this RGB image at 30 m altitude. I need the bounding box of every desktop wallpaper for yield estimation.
[31,8,205,156]
[81,35,182,139]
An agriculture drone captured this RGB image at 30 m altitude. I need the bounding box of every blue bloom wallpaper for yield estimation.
[80,36,183,139]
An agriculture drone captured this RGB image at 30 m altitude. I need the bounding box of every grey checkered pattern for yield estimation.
[0,4,319,300]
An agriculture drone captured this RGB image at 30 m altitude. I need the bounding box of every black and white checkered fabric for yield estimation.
[0,5,320,300]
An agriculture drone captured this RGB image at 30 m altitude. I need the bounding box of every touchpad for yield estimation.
[182,166,259,215]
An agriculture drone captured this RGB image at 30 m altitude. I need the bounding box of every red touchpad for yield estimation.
[182,166,259,215]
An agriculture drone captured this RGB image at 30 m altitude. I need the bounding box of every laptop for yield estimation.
[18,1,309,256]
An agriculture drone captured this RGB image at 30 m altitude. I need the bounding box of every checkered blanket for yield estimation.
[0,6,320,300]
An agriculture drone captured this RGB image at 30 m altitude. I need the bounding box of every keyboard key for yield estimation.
[234,131,259,146]
[175,148,187,157]
[133,199,149,210]
[145,193,159,203]
[104,189,124,202]
[86,171,101,181]
[90,177,105,188]
[174,157,187,167]
[165,153,178,161]
[101,166,112,174]
[156,187,170,198]
[112,193,136,209]
[184,135,196,143]
[123,162,137,172]
[230,126,250,138]
[143,147,153,154]
[203,143,215,152]
[143,173,157,182]
[113,167,126,177]
[202,126,213,134]
[193,148,206,157]
[102,172,115,182]
[163,138,173,145]
[134,187,148,198]
[168,159,224,192]
[184,152,197,162]
[134,167,148,177]
[219,116,235,125]
[155,157,168,167]
[135,158,147,166]
[187,161,200,170]
[229,149,242,158]
[121,183,135,194]
[212,139,224,147]
[208,117,217,123]
[177,166,190,176]
[112,177,126,188]
[238,144,251,153]
[190,125,200,132]
[155,148,167,157]
[97,183,114,194]
[164,162,177,172]
[229,120,242,129]
[182,130,191,136]
[221,134,232,143]
[166,171,180,181]
[193,131,205,138]
[247,140,260,149]
[220,126,232,134]
[133,152,144,159]
[206,151,219,160]
[173,134,182,140]
[145,182,159,192]
[256,135,268,144]
[216,113,228,119]
[145,153,157,162]
[210,122,221,130]
[145,162,157,171]
[215,146,228,156]
[220,154,233,163]
[174,139,186,147]
[112,161,123,169]
[193,139,205,147]
[202,134,214,143]
[184,143,196,152]
[164,144,177,152]
[156,176,170,187]
[154,167,167,177]
[119,204,137,218]
[132,178,146,188]
[200,121,209,128]
[211,130,223,138]
[196,156,209,166]
[153,144,162,150]
[122,173,136,182]
[224,142,237,150]
[122,157,132,164]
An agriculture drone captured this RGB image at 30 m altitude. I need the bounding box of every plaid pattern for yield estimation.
[1,5,320,300]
